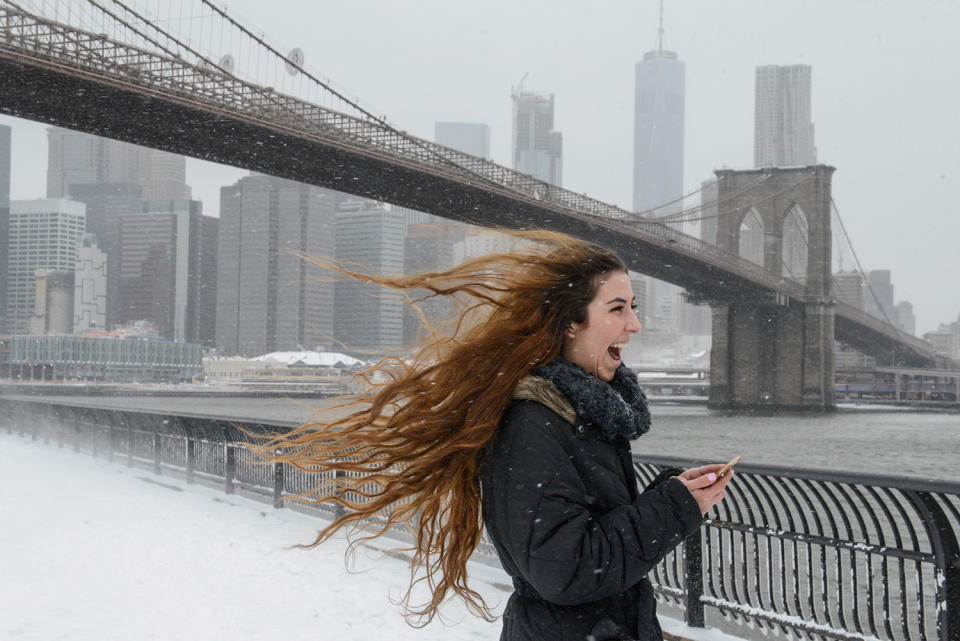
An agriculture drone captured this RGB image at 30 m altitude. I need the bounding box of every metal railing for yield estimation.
[638,456,960,641]
[3,398,957,641]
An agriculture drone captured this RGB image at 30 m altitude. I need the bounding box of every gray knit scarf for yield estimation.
[534,357,651,442]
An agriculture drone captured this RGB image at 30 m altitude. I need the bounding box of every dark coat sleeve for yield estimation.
[485,403,703,607]
[642,466,685,493]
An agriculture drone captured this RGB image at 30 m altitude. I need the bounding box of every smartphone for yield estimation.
[718,455,741,478]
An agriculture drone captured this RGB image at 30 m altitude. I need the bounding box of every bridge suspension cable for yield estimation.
[645,174,770,223]
[661,176,816,226]
[831,198,898,329]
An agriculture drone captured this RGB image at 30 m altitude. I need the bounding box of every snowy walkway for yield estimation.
[1,434,738,641]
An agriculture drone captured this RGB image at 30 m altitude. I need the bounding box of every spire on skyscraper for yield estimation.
[657,0,665,54]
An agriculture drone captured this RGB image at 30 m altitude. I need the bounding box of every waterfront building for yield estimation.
[0,333,201,382]
[0,125,9,335]
[203,350,365,394]
[334,199,405,357]
[512,89,562,186]
[216,175,335,356]
[74,234,107,332]
[924,319,960,361]
[435,122,490,159]
[6,199,86,335]
[754,65,817,168]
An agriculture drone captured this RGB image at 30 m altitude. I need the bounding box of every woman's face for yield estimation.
[561,270,642,381]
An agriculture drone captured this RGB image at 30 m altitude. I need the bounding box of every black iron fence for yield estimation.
[3,398,958,641]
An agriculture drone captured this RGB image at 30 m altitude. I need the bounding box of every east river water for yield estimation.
[637,403,960,483]
[11,392,959,483]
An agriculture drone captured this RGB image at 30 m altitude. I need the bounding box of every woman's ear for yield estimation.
[565,323,578,340]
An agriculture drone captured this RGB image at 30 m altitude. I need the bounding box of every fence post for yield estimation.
[186,438,195,484]
[127,423,134,467]
[153,428,162,475]
[224,443,235,495]
[683,528,705,627]
[334,467,346,520]
[273,458,284,509]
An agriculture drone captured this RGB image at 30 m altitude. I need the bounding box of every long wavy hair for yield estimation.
[251,229,627,625]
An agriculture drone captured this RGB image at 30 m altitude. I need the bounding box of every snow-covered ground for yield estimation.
[1,434,743,641]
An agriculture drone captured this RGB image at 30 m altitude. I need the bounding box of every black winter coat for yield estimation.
[480,398,703,641]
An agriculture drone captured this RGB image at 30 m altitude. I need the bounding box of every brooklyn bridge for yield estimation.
[0,0,942,410]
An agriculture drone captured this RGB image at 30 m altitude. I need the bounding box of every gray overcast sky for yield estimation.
[2,0,958,334]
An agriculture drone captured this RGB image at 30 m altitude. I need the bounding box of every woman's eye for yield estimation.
[612,306,624,312]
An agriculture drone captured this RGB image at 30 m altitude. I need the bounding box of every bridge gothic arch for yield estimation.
[737,207,765,266]
[708,165,836,410]
[780,203,809,285]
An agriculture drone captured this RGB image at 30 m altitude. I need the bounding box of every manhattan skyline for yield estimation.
[1,0,957,335]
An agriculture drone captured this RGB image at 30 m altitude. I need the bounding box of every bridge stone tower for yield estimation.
[706,165,836,411]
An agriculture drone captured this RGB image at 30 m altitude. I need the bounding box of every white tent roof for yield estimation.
[251,351,365,367]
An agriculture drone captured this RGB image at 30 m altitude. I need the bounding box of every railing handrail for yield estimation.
[641,453,960,496]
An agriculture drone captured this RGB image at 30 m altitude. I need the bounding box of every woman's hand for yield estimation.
[675,464,733,517]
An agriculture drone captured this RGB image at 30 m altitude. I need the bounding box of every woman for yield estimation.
[256,230,731,639]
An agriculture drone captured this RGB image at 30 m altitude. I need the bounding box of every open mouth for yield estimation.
[607,342,626,363]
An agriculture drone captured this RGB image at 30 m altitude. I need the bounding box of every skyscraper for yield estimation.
[46,127,191,201]
[74,234,108,332]
[512,89,562,186]
[403,222,465,348]
[116,199,205,342]
[334,199,405,357]
[0,125,10,335]
[435,122,490,159]
[196,214,218,348]
[633,38,685,215]
[834,271,865,309]
[754,65,817,168]
[895,301,915,336]
[67,182,143,330]
[216,175,335,356]
[633,11,686,334]
[865,269,895,322]
[7,199,86,335]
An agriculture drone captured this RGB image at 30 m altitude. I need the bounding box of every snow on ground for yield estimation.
[0,435,505,640]
[1,434,745,641]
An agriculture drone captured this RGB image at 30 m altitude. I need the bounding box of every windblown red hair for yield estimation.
[249,229,628,625]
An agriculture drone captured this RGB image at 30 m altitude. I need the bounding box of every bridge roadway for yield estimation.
[0,4,936,368]
[8,392,958,483]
